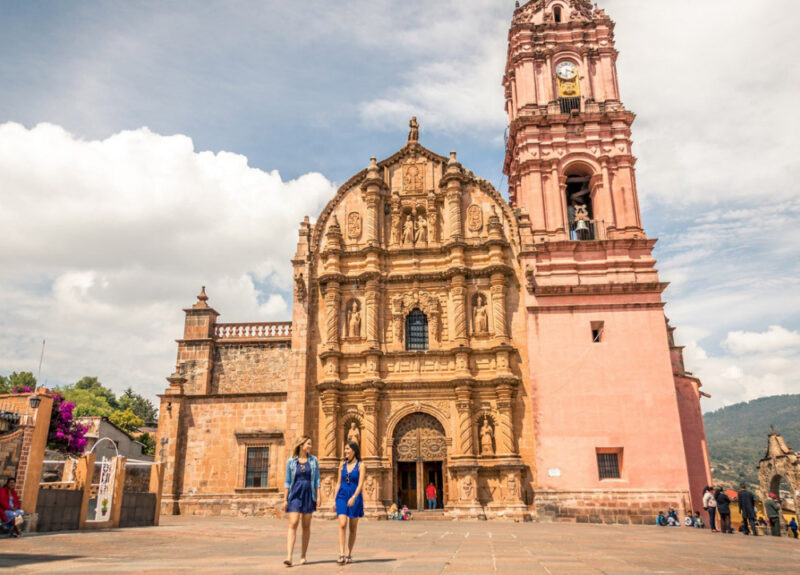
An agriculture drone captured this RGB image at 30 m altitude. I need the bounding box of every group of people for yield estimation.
[283,436,364,567]
[701,483,789,537]
[1,478,25,538]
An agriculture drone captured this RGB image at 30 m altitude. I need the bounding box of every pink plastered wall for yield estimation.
[526,303,691,492]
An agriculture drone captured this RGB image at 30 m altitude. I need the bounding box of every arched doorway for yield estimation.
[393,412,447,511]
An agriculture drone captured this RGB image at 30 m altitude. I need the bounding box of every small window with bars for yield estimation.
[596,450,621,480]
[405,309,429,351]
[245,446,269,488]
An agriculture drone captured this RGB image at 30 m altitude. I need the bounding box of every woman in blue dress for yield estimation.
[283,435,320,567]
[333,441,365,565]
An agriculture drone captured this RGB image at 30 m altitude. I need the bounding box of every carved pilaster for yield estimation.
[365,279,379,348]
[320,390,340,460]
[455,386,474,456]
[426,192,439,243]
[361,157,385,246]
[451,274,468,345]
[490,273,508,343]
[324,282,341,350]
[390,192,401,246]
[496,384,516,455]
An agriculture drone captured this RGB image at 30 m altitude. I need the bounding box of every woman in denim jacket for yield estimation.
[283,435,321,566]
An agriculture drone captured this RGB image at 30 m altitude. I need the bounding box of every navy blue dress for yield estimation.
[335,460,364,518]
[287,460,316,514]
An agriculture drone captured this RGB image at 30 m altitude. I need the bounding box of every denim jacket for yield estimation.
[284,455,321,501]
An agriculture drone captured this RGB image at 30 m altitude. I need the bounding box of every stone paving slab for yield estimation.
[1,516,799,574]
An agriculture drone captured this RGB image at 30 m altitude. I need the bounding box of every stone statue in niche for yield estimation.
[415,214,427,244]
[480,416,495,455]
[347,300,361,338]
[473,295,488,334]
[467,204,483,232]
[347,421,361,446]
[347,212,362,239]
[402,215,415,245]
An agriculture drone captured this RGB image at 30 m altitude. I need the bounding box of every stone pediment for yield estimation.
[513,0,594,26]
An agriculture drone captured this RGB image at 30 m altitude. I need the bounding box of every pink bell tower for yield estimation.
[504,0,712,522]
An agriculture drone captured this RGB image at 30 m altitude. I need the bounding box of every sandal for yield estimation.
[345,555,352,564]
[283,559,292,567]
[337,555,346,565]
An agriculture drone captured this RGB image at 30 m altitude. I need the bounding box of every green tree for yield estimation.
[137,431,156,456]
[56,376,121,417]
[108,408,145,434]
[118,387,158,424]
[0,371,38,393]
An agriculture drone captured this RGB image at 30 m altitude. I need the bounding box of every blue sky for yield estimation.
[1,0,798,412]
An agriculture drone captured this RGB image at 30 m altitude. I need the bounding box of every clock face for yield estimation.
[556,61,578,80]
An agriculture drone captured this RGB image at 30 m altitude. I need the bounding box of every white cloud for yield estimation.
[723,326,800,356]
[0,122,336,399]
[681,332,800,412]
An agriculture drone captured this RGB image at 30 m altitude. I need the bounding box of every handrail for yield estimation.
[214,322,292,340]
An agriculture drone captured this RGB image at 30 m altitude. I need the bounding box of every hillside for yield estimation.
[704,394,800,489]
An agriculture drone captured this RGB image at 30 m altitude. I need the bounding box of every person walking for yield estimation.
[789,517,798,539]
[737,483,759,536]
[714,488,732,534]
[283,436,321,567]
[334,441,364,565]
[0,478,24,537]
[703,486,718,532]
[765,493,782,537]
[425,482,437,510]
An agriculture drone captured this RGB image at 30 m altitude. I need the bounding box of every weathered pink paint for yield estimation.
[505,0,711,518]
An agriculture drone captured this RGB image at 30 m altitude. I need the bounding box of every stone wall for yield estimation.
[535,489,690,525]
[0,428,24,482]
[211,344,290,394]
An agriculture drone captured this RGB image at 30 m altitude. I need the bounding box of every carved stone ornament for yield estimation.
[391,290,441,342]
[346,300,362,339]
[467,204,483,232]
[460,475,475,501]
[402,163,424,193]
[480,416,495,456]
[347,212,362,239]
[322,476,334,498]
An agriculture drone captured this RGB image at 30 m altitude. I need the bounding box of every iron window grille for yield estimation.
[597,452,621,480]
[405,309,429,351]
[245,446,269,488]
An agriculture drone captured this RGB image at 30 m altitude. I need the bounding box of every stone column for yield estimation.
[362,387,380,459]
[324,282,341,351]
[451,274,468,346]
[365,279,379,349]
[496,384,516,455]
[441,152,465,241]
[455,386,474,457]
[490,273,508,343]
[320,390,340,461]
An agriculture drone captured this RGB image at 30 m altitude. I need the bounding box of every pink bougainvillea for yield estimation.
[14,386,88,454]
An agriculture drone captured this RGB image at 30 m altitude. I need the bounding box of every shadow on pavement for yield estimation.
[302,558,397,566]
[0,554,83,567]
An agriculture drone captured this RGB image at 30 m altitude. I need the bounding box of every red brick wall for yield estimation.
[535,489,690,525]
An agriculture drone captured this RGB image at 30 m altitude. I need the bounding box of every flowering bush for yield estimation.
[14,386,88,454]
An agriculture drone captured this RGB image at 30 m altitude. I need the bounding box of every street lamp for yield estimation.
[29,396,41,409]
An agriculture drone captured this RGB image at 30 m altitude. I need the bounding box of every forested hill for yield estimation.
[704,394,800,488]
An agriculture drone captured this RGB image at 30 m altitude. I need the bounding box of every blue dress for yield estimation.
[335,460,364,518]
[286,460,316,514]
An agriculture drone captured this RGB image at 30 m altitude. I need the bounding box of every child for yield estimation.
[656,511,667,526]
[694,511,705,528]
[790,517,798,539]
[684,515,695,527]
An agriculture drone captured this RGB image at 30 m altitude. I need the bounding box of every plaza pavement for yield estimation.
[1,515,799,574]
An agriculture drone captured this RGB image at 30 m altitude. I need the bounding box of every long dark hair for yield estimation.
[292,435,312,459]
[344,441,361,462]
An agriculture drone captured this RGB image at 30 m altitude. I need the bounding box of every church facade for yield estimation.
[155,0,712,523]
